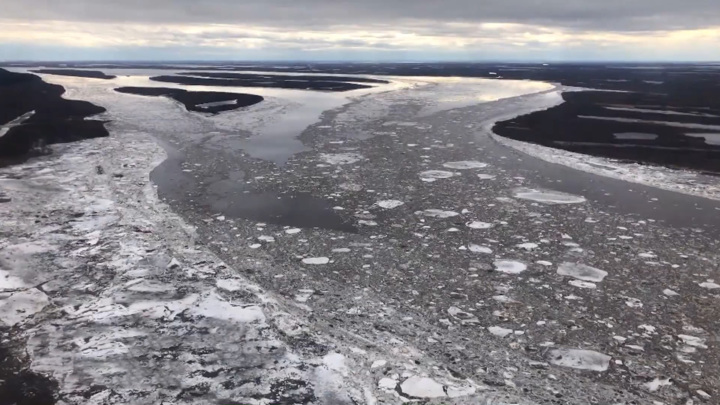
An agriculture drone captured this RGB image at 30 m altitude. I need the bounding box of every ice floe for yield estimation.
[416,209,459,218]
[488,326,514,337]
[493,260,527,274]
[467,221,493,229]
[399,376,446,399]
[699,280,720,289]
[419,170,455,182]
[442,161,488,170]
[557,262,608,282]
[302,257,330,265]
[568,280,597,289]
[376,200,405,209]
[477,174,496,180]
[469,244,493,254]
[548,348,611,372]
[512,188,587,204]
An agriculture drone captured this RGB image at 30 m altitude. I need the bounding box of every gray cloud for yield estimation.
[3,0,720,32]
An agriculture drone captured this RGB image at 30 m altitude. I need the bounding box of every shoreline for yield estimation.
[487,88,720,202]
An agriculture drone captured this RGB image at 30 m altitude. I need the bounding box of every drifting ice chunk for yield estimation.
[488,326,514,337]
[399,376,446,398]
[442,161,488,170]
[417,209,459,218]
[494,260,527,274]
[469,244,493,254]
[548,348,611,371]
[512,188,586,204]
[0,289,49,326]
[467,221,493,229]
[419,170,455,182]
[557,262,608,282]
[376,200,405,209]
[302,257,330,265]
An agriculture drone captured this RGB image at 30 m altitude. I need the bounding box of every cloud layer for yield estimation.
[1,0,720,60]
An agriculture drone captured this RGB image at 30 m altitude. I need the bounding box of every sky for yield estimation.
[1,0,720,61]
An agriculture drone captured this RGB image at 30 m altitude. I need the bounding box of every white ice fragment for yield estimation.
[0,289,49,326]
[517,242,538,250]
[376,200,404,209]
[0,269,28,290]
[494,260,527,274]
[569,280,597,289]
[371,360,387,369]
[678,334,707,348]
[249,243,262,249]
[557,263,608,282]
[663,289,679,296]
[417,209,459,218]
[323,352,348,376]
[378,378,398,391]
[442,161,488,170]
[258,235,275,243]
[548,348,611,372]
[332,248,351,253]
[320,153,363,165]
[639,252,657,259]
[488,326,514,337]
[477,174,496,180]
[644,378,672,392]
[512,188,586,204]
[419,170,455,182]
[699,280,720,289]
[399,376,446,398]
[302,257,330,265]
[191,293,265,324]
[536,260,553,266]
[285,228,302,234]
[625,298,643,308]
[469,244,493,254]
[216,278,244,292]
[467,221,493,229]
[358,220,378,226]
[295,289,314,302]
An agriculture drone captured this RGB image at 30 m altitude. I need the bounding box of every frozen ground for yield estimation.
[2,70,720,404]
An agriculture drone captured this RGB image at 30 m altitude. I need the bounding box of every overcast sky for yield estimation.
[1,0,719,61]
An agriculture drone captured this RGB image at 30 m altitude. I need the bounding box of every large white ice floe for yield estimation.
[493,260,527,274]
[467,221,493,229]
[416,209,460,218]
[302,257,330,265]
[442,161,488,170]
[548,348,612,371]
[511,188,587,204]
[399,376,446,398]
[557,262,608,282]
[419,170,456,182]
[375,200,405,209]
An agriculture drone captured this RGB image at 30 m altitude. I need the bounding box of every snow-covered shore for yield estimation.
[487,88,720,202]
